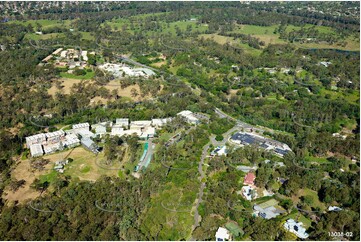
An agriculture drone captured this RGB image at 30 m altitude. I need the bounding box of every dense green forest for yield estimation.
[0,1,359,241]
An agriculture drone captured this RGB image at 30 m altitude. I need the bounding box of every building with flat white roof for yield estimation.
[52,48,63,55]
[283,219,309,239]
[60,50,67,58]
[211,146,227,156]
[43,142,63,154]
[215,227,231,241]
[72,123,90,130]
[76,129,95,139]
[29,144,44,157]
[81,50,88,61]
[328,206,342,211]
[63,133,80,148]
[116,118,129,128]
[177,110,199,125]
[95,125,107,137]
[26,133,46,148]
[130,120,152,128]
[111,125,124,137]
[72,123,94,138]
[45,130,65,143]
[152,118,172,128]
[140,127,156,139]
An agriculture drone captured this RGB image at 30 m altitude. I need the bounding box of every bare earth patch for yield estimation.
[48,77,85,96]
[3,147,121,203]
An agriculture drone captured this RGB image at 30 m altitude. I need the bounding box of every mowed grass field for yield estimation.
[11,19,73,29]
[198,34,262,55]
[228,24,360,51]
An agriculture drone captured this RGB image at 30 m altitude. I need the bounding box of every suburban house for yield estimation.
[253,199,286,219]
[328,206,342,212]
[211,146,228,156]
[244,172,256,186]
[320,61,332,67]
[215,227,231,241]
[241,185,257,201]
[283,219,309,239]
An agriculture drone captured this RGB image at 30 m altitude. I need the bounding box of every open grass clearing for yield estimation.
[291,188,326,212]
[10,19,72,29]
[59,70,95,80]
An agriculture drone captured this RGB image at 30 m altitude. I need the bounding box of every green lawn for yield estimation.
[80,32,94,40]
[304,155,329,164]
[227,24,359,51]
[320,88,359,105]
[39,170,58,184]
[59,70,95,80]
[299,188,326,211]
[11,19,72,30]
[25,33,64,40]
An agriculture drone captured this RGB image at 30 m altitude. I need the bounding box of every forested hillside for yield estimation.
[0,2,359,241]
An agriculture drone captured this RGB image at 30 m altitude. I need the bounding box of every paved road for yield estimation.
[191,142,210,232]
[215,108,276,134]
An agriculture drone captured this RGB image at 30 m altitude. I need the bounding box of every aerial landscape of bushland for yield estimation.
[0,1,359,241]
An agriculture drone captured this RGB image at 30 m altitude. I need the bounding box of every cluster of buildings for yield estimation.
[241,172,258,201]
[54,159,69,173]
[26,122,103,157]
[40,47,94,71]
[98,63,156,78]
[26,130,80,157]
[26,110,202,158]
[230,132,292,157]
[110,118,174,140]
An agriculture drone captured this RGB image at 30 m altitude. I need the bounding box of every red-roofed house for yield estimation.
[244,172,256,186]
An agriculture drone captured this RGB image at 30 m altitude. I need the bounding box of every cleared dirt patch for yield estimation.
[4,146,122,203]
[3,158,51,203]
[48,78,153,103]
[151,61,167,68]
[48,78,86,96]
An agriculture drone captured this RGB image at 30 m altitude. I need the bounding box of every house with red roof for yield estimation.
[244,172,256,186]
